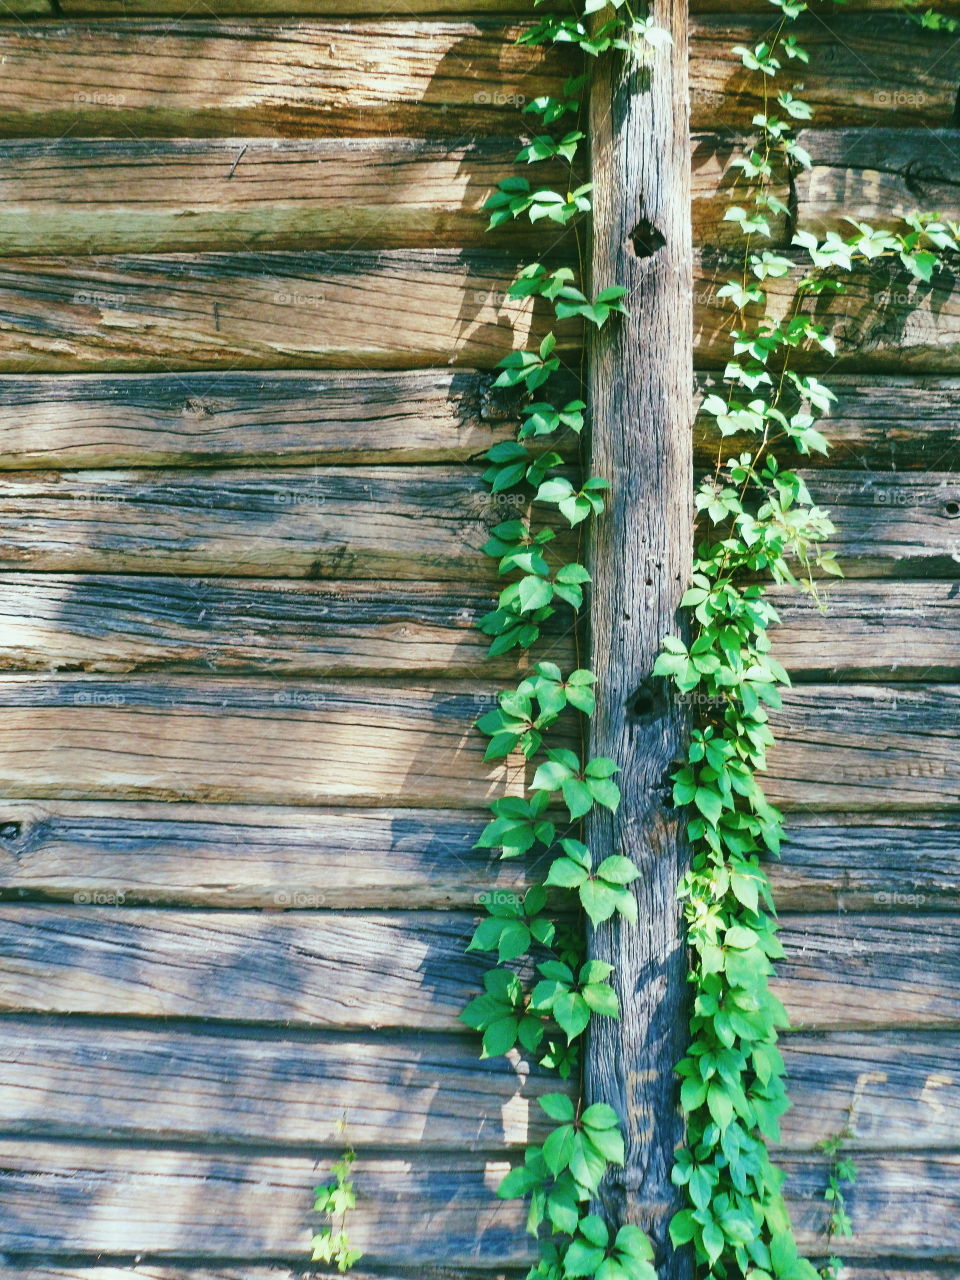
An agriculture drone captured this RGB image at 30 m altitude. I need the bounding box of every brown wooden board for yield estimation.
[0,1142,954,1260]
[0,139,564,256]
[690,15,960,128]
[0,252,576,372]
[0,676,561,806]
[0,467,953,580]
[0,21,567,138]
[0,1021,566,1149]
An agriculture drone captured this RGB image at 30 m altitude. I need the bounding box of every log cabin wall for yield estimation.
[0,4,955,1280]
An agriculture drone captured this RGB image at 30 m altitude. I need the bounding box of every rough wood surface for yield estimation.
[0,1270,527,1280]
[0,1143,954,1260]
[779,1032,960,1151]
[775,915,960,1030]
[0,252,574,372]
[694,251,960,373]
[0,802,514,908]
[0,803,956,913]
[767,582,960,681]
[695,374,960,472]
[0,675,563,806]
[586,0,693,1266]
[0,467,951,580]
[0,467,577,582]
[0,1021,565,1148]
[0,369,535,469]
[770,814,960,912]
[768,684,960,812]
[0,371,954,472]
[690,15,960,128]
[0,139,562,255]
[0,21,566,138]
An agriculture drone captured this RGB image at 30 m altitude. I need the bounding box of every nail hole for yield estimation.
[627,679,663,719]
[628,217,666,259]
[0,823,21,841]
[944,500,960,518]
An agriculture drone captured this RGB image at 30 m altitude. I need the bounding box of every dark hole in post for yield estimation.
[628,217,667,259]
[627,679,661,719]
[944,500,960,518]
[0,823,21,841]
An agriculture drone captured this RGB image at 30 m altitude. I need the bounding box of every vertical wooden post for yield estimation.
[585,1,693,1275]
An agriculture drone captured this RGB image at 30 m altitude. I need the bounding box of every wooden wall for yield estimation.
[0,3,956,1279]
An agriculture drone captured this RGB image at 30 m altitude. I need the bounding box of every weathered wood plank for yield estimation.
[0,139,563,255]
[779,1032,960,1151]
[768,685,960,812]
[0,1270,526,1280]
[0,1020,953,1153]
[0,904,955,1030]
[0,676,560,806]
[695,374,960,472]
[0,371,953,472]
[0,1143,954,1259]
[768,581,960,681]
[0,370,571,469]
[0,468,951,579]
[771,814,960,913]
[690,16,960,129]
[776,915,960,1030]
[0,1022,565,1148]
[0,907,497,1026]
[0,252,573,372]
[0,678,953,807]
[0,804,956,914]
[694,251,960,373]
[0,467,578,582]
[0,802,518,908]
[0,577,954,682]
[0,21,566,138]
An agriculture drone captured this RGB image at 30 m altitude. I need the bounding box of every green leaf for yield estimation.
[539,1093,576,1123]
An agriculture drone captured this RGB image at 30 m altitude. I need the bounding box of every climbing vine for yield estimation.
[457,4,959,1280]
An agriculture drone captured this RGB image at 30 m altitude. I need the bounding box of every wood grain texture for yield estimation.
[0,21,566,138]
[0,467,951,580]
[0,252,574,372]
[695,374,960,472]
[694,251,960,373]
[0,1021,565,1148]
[0,1270,526,1280]
[0,803,956,914]
[767,684,960,812]
[0,466,577,582]
[776,915,960,1030]
[0,1142,955,1260]
[768,581,960,681]
[0,371,954,472]
[0,369,538,469]
[0,801,517,908]
[0,138,564,255]
[770,814,960,912]
[690,15,960,128]
[0,906,499,1026]
[779,1032,960,1151]
[586,0,693,1267]
[0,676,562,806]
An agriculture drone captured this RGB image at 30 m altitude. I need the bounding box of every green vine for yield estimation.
[459,4,958,1280]
[817,1129,857,1280]
[312,1147,362,1273]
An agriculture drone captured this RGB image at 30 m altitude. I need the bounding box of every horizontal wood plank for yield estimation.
[694,251,960,373]
[0,21,565,139]
[768,684,960,812]
[0,138,561,255]
[771,814,960,913]
[0,468,953,579]
[0,1019,954,1153]
[695,374,960,472]
[0,678,953,807]
[690,15,960,128]
[0,803,956,913]
[0,903,956,1030]
[0,676,559,806]
[0,1022,563,1149]
[0,252,573,372]
[0,1143,954,1259]
[0,370,537,470]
